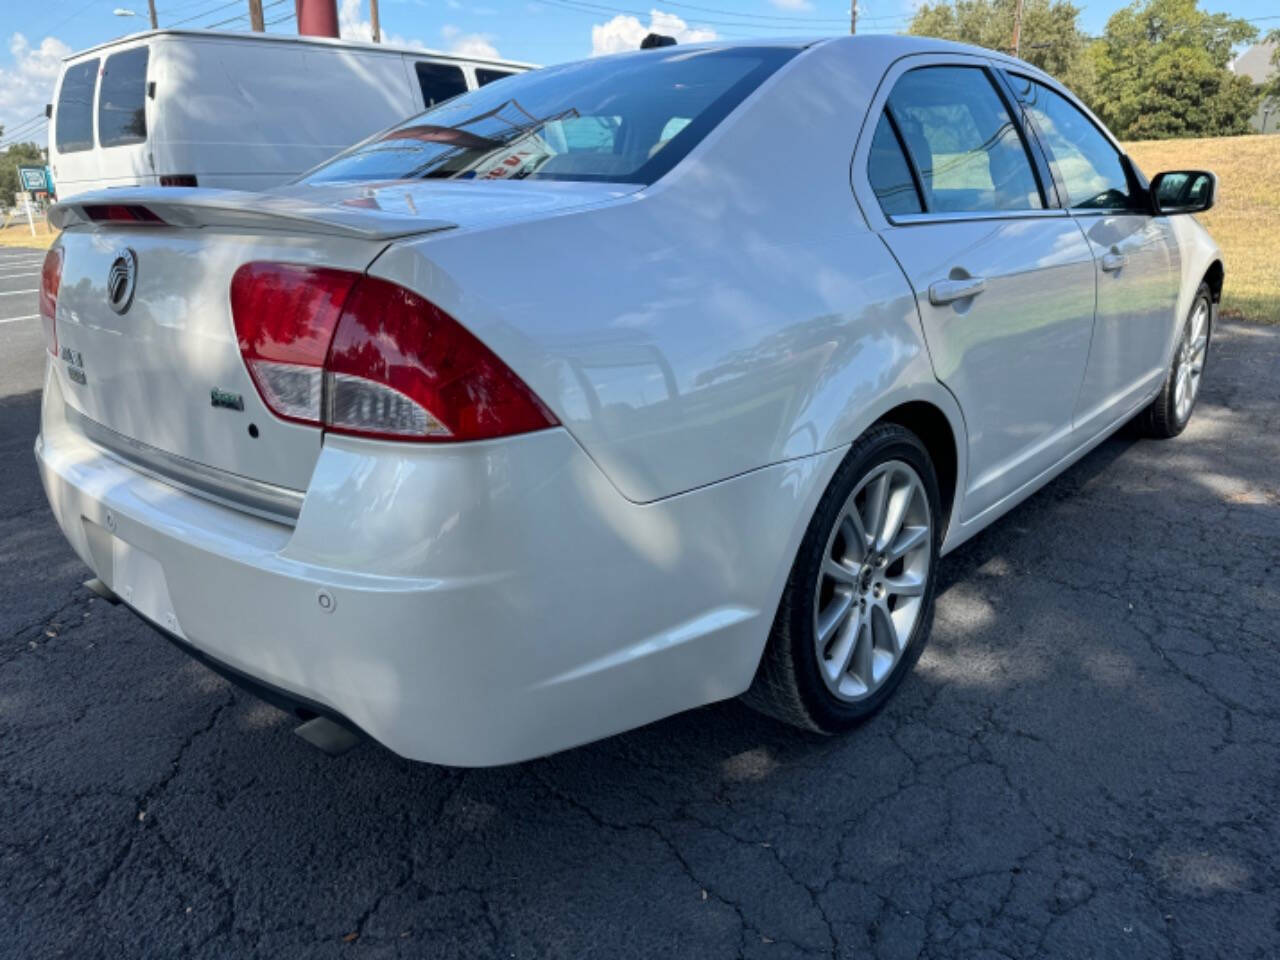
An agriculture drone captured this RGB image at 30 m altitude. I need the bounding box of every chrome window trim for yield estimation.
[887,208,1071,226]
[67,406,303,526]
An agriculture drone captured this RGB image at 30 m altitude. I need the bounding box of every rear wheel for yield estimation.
[1139,282,1211,439]
[743,424,941,732]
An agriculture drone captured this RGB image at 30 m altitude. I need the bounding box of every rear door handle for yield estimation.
[928,276,986,305]
[1100,251,1128,272]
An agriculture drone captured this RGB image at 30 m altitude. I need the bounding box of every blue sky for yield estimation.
[2,0,1277,145]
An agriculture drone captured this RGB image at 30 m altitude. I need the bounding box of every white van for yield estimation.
[47,29,534,200]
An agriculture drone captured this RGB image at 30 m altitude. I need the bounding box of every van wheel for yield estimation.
[743,424,941,733]
[1139,282,1211,439]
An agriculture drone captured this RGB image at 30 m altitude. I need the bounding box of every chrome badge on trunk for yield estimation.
[106,248,138,315]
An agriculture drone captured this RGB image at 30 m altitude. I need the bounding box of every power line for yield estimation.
[0,121,49,151]
[167,0,243,27]
[536,0,869,31]
[203,0,286,29]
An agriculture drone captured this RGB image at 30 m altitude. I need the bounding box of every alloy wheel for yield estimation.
[1174,298,1209,424]
[812,459,932,702]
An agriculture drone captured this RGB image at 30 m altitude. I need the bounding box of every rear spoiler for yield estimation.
[50,187,457,241]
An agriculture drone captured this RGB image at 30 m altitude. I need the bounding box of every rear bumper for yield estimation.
[37,369,841,765]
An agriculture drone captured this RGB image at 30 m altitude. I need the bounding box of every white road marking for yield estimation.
[0,289,38,296]
[0,271,40,279]
[0,314,38,324]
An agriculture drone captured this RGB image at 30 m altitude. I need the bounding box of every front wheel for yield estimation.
[1139,282,1212,439]
[743,423,942,733]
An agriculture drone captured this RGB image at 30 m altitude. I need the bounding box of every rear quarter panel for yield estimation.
[372,39,961,506]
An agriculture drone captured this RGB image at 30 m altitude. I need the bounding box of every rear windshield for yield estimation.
[98,46,149,147]
[303,46,797,186]
[55,59,99,154]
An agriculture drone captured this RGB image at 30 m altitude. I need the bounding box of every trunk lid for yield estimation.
[52,226,390,495]
[49,180,633,502]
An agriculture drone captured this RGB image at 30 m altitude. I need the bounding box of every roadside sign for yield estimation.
[19,166,48,192]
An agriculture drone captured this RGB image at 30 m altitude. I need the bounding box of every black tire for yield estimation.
[1138,282,1212,439]
[742,423,942,733]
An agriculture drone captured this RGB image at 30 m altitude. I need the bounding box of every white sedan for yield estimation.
[37,36,1222,765]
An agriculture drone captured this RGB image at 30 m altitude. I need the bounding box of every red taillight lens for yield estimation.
[83,204,165,224]
[39,247,63,357]
[159,174,198,187]
[230,262,557,442]
[230,262,361,425]
[326,276,557,441]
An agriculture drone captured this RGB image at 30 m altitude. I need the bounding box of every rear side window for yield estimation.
[55,59,99,154]
[416,62,468,107]
[867,113,922,216]
[1008,76,1136,211]
[98,47,149,148]
[475,68,515,87]
[306,46,798,187]
[887,66,1043,214]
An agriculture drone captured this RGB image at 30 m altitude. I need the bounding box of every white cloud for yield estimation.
[440,24,500,59]
[338,0,414,45]
[0,33,70,146]
[769,0,814,9]
[590,10,717,56]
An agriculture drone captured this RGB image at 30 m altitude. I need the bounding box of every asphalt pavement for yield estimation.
[2,243,1278,959]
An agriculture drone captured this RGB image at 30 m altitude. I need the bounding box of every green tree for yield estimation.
[907,0,1095,97]
[1088,0,1259,139]
[0,141,47,203]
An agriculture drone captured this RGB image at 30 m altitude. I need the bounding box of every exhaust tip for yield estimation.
[294,716,362,756]
[84,578,121,604]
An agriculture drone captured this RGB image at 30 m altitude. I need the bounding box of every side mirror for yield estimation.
[1150,170,1216,215]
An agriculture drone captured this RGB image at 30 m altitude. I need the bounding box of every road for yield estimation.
[2,243,1278,958]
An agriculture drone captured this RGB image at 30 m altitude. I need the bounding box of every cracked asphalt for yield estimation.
[2,248,1278,959]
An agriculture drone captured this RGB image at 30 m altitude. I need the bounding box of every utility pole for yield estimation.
[248,0,264,30]
[1011,0,1024,58]
[850,2,856,34]
[147,0,157,28]
[370,0,381,41]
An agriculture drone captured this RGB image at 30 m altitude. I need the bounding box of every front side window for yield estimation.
[55,59,99,154]
[98,47,149,148]
[305,47,797,187]
[1008,76,1135,211]
[416,62,468,107]
[886,66,1043,214]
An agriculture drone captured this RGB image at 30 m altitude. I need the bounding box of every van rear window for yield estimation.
[99,47,149,148]
[55,59,99,154]
[475,68,515,87]
[415,62,468,108]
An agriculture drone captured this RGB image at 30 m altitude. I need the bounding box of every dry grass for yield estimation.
[0,220,56,249]
[1125,134,1280,324]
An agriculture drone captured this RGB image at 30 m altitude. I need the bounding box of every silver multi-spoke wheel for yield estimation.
[1173,299,1209,424]
[813,459,932,703]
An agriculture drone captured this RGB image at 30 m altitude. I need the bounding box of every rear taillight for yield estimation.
[230,262,557,442]
[83,204,165,224]
[39,247,63,357]
[159,174,198,187]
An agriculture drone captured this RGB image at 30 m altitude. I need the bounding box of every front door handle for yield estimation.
[928,276,986,305]
[1100,250,1128,272]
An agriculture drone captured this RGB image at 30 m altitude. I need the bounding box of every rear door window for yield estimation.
[867,112,923,216]
[475,68,515,87]
[415,62,468,107]
[98,47,149,148]
[887,66,1044,214]
[55,59,99,154]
